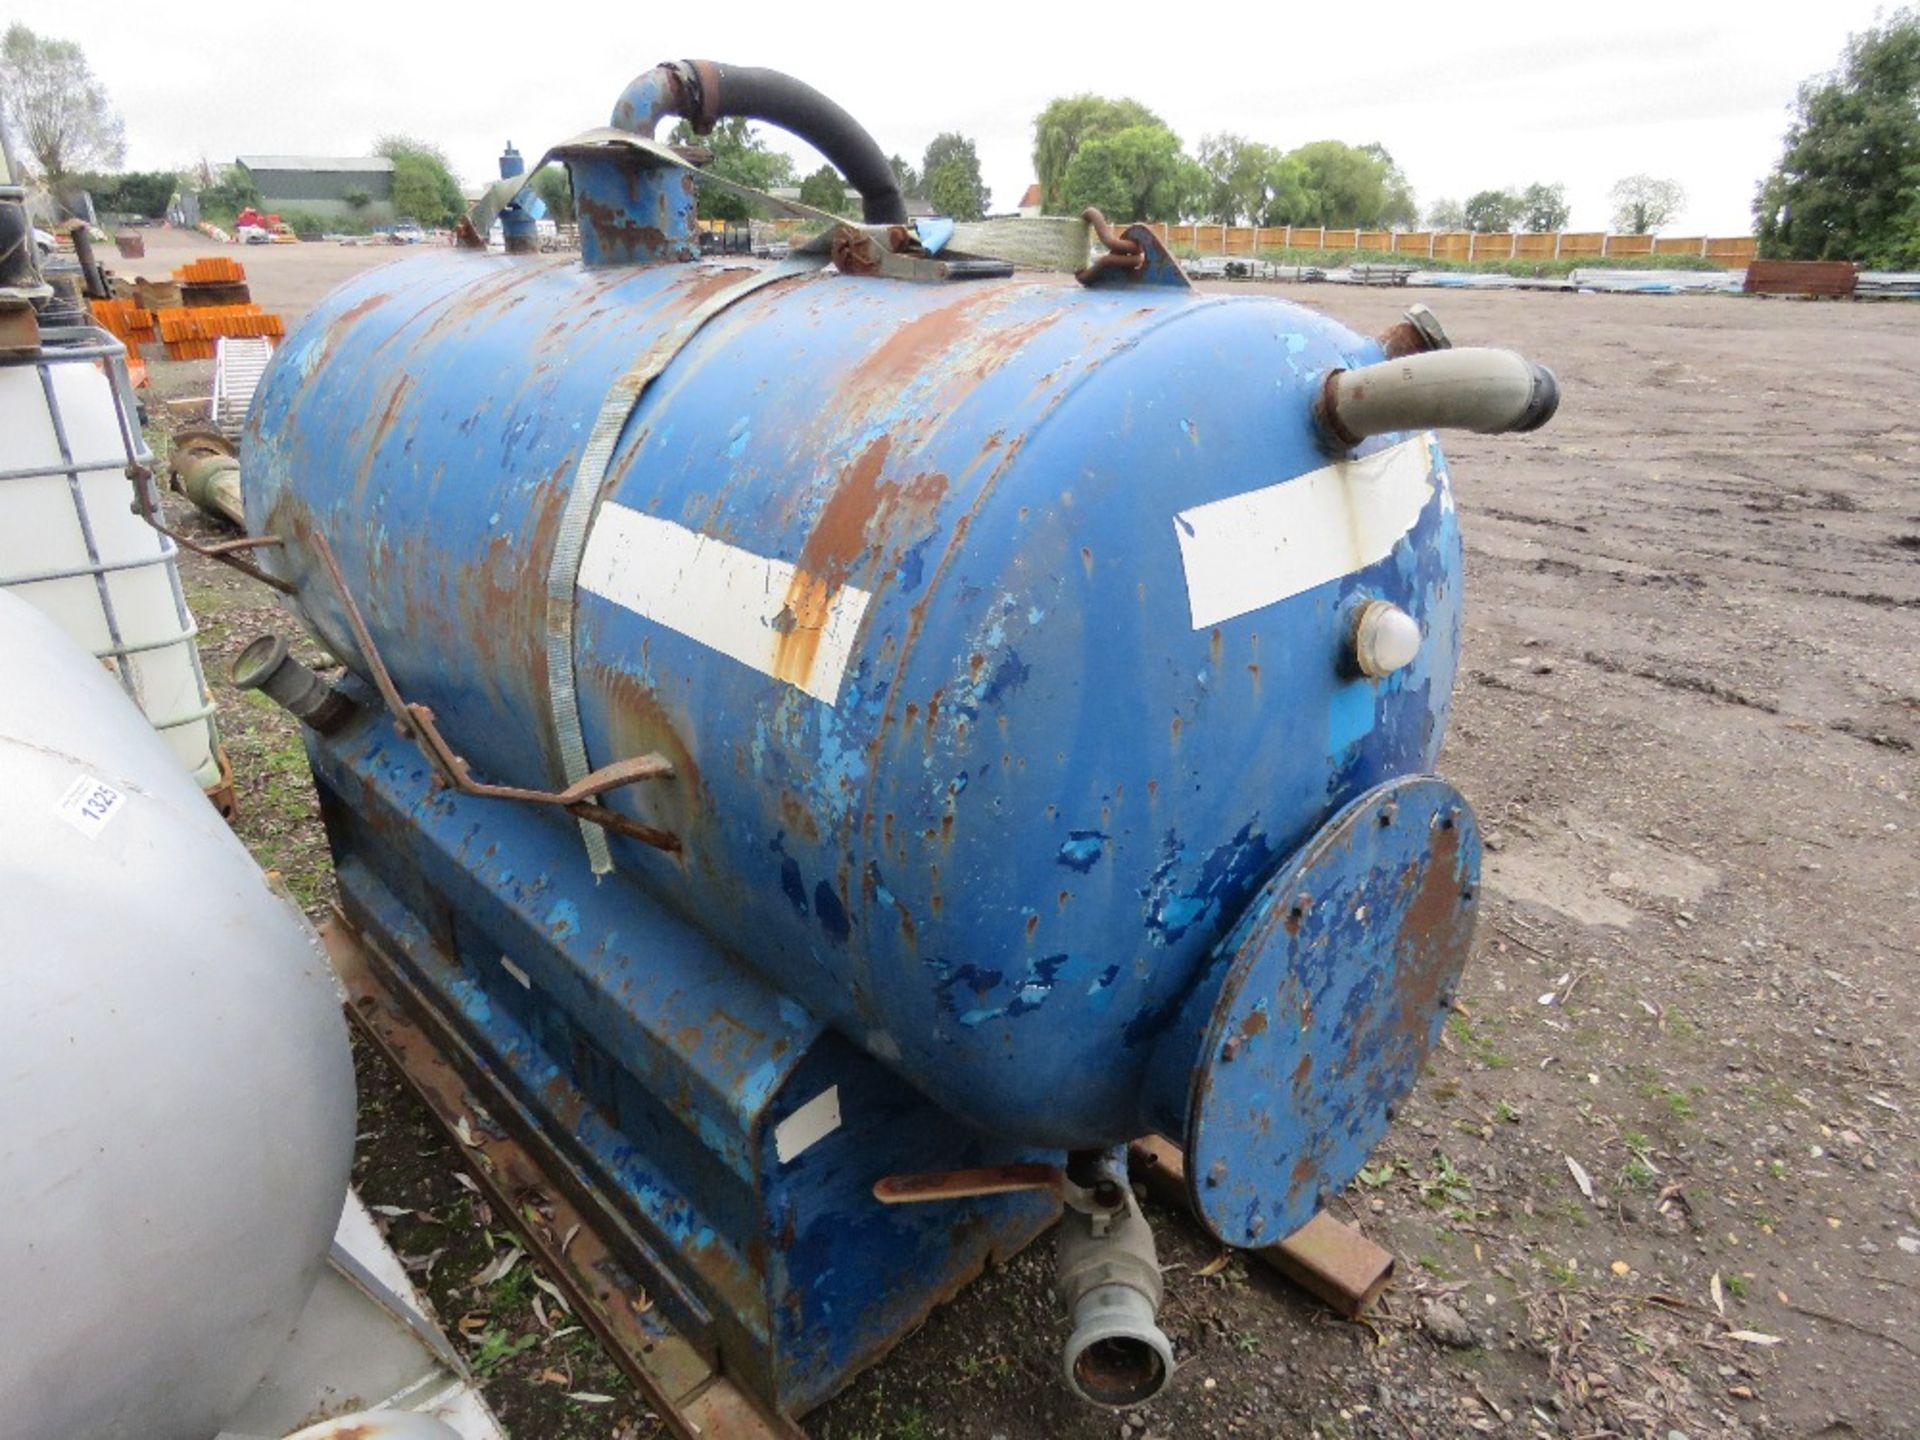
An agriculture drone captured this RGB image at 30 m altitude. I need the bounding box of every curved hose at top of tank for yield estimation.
[612,59,909,225]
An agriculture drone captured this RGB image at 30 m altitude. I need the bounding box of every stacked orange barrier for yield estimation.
[155,304,284,358]
[89,298,160,349]
[173,256,248,284]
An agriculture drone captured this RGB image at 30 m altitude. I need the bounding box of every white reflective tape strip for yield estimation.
[499,955,532,989]
[1172,433,1437,629]
[774,1085,842,1164]
[578,503,872,705]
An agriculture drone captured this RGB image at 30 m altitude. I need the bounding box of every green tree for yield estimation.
[195,163,259,224]
[1197,133,1284,225]
[1520,181,1570,231]
[0,23,124,183]
[1609,174,1685,234]
[1060,124,1202,223]
[1252,153,1313,226]
[887,153,921,202]
[1286,140,1416,227]
[1755,8,1920,266]
[1360,143,1420,227]
[1032,94,1165,210]
[922,131,989,220]
[375,135,465,226]
[797,163,852,216]
[1425,197,1467,230]
[1463,188,1523,232]
[667,117,796,222]
[531,166,572,223]
[68,169,174,218]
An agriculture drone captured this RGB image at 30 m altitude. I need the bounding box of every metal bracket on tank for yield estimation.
[541,257,824,872]
[126,458,298,594]
[304,531,684,852]
[1076,208,1192,290]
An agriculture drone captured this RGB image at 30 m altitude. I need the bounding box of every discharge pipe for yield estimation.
[612,60,908,225]
[1313,347,1559,453]
[232,634,355,735]
[168,431,245,528]
[1056,1148,1174,1408]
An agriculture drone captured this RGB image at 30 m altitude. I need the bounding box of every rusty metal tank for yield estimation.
[234,58,1553,1417]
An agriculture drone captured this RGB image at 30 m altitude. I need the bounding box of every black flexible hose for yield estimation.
[614,61,908,226]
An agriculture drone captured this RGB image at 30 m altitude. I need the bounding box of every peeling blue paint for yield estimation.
[1328,681,1376,755]
[979,650,1030,709]
[1140,822,1275,947]
[1056,831,1108,871]
[544,898,580,942]
[814,881,850,942]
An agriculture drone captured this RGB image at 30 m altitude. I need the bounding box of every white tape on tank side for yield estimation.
[577,502,872,706]
[774,1085,842,1164]
[1172,433,1438,629]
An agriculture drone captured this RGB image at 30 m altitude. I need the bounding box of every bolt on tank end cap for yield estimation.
[1353,600,1421,678]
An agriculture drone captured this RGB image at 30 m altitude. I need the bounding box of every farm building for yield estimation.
[234,156,396,224]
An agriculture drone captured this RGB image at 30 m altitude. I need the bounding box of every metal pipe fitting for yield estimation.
[168,431,245,528]
[1057,1182,1174,1408]
[231,634,355,735]
[611,60,908,225]
[1313,347,1559,453]
[1377,303,1450,359]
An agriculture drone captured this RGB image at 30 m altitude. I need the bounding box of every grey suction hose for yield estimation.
[613,60,908,225]
[1313,348,1560,452]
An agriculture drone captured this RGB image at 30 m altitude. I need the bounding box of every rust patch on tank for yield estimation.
[579,660,703,851]
[1391,817,1468,1025]
[780,792,820,845]
[770,571,835,692]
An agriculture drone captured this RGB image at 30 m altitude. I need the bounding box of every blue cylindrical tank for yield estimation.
[245,250,1461,1169]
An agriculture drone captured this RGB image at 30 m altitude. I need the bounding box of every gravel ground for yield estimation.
[136,226,1918,1439]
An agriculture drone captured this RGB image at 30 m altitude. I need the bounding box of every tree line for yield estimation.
[1035,95,1419,228]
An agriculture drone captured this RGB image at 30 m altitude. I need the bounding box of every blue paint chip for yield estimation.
[814,881,850,942]
[1328,682,1376,755]
[979,650,1031,708]
[543,899,580,942]
[897,534,932,594]
[1056,831,1108,871]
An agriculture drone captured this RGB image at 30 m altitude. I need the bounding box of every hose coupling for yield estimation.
[1057,1150,1174,1408]
[232,634,355,735]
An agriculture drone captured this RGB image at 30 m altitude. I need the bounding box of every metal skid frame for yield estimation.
[307,692,1060,1425]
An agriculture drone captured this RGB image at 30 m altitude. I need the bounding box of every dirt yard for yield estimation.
[134,226,1919,1440]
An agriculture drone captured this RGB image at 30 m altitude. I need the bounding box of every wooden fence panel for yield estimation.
[1149,221,1756,267]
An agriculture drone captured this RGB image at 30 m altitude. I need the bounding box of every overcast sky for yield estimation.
[10,1,1892,234]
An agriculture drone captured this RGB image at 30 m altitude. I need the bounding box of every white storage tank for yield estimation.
[0,589,356,1440]
[0,323,225,791]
